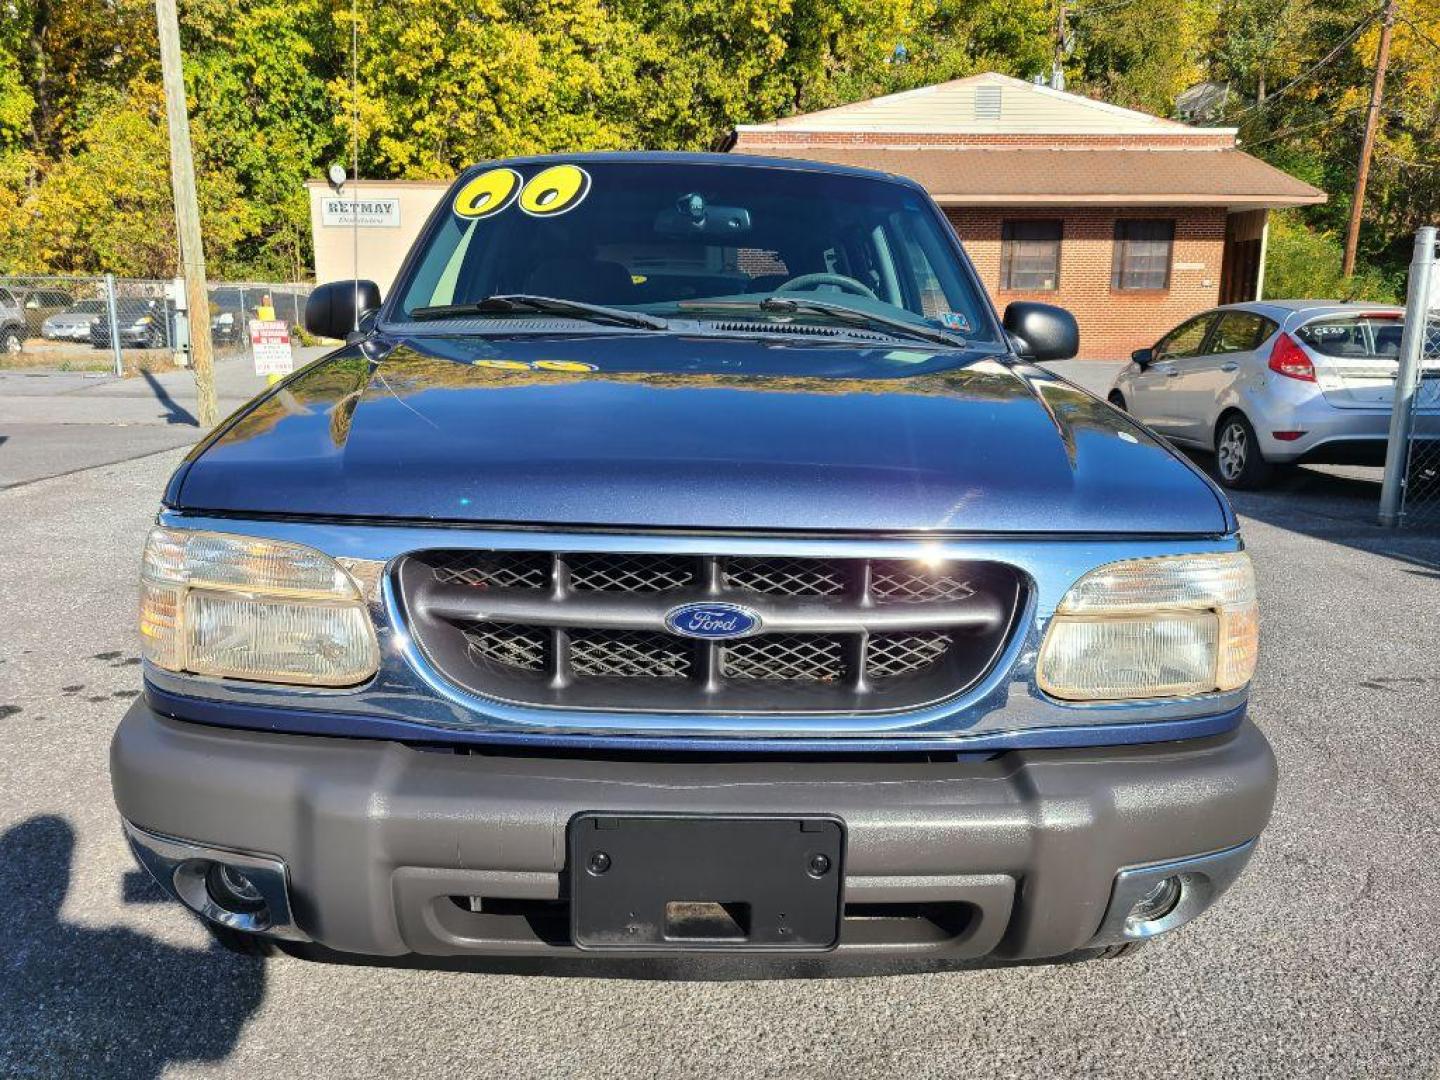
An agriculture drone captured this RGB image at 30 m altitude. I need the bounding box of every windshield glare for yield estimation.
[392,160,993,340]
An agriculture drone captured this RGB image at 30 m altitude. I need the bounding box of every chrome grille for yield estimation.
[871,562,978,604]
[571,630,692,678]
[866,632,951,678]
[401,550,1023,715]
[722,635,845,681]
[434,551,551,591]
[724,557,847,596]
[569,553,695,593]
[462,622,547,672]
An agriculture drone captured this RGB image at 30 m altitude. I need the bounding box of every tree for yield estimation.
[20,80,253,277]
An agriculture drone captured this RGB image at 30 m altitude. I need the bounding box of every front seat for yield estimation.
[523,259,633,305]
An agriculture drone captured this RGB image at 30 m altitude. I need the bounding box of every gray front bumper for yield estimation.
[111,701,1276,962]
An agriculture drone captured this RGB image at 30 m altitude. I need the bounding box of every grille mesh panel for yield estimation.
[571,630,693,678]
[569,553,696,593]
[433,551,551,591]
[866,631,951,678]
[722,635,846,681]
[724,557,847,597]
[462,622,547,672]
[870,562,977,604]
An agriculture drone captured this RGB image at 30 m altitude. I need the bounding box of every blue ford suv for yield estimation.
[112,153,1274,965]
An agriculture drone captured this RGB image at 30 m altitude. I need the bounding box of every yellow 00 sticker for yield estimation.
[518,165,591,217]
[452,168,522,219]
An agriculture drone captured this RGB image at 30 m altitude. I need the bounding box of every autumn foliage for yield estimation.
[0,0,1435,293]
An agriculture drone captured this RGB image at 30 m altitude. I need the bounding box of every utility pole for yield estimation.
[1052,0,1068,91]
[1342,0,1398,278]
[155,0,218,428]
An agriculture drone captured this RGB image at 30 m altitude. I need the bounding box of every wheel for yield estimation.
[1214,412,1273,490]
[204,920,277,957]
[1107,390,1127,411]
[1,327,21,354]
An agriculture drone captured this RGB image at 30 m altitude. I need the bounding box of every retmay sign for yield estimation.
[322,197,401,228]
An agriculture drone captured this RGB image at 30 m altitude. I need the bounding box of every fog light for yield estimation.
[205,864,268,916]
[1127,875,1183,930]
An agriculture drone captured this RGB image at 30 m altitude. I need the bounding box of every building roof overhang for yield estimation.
[742,146,1326,209]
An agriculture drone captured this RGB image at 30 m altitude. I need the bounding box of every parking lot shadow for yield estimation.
[0,816,264,1079]
[1179,451,1440,571]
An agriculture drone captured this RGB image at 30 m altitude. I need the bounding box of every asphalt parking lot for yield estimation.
[1,360,1438,1078]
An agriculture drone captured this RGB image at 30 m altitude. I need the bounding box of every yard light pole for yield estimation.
[155,0,218,428]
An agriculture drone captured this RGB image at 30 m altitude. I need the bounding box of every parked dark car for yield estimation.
[113,153,1272,968]
[90,299,174,350]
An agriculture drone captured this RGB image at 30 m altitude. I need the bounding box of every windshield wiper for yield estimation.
[410,294,668,330]
[678,296,967,348]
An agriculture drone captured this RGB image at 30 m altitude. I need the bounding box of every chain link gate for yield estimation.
[0,274,311,377]
[1379,227,1440,529]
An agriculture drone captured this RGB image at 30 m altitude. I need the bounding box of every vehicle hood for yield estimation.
[169,334,1232,534]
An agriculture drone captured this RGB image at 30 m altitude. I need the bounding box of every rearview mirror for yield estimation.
[1131,347,1153,367]
[1003,302,1079,362]
[304,279,381,341]
[653,196,752,238]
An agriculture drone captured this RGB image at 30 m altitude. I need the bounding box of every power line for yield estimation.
[1396,13,1440,58]
[1234,9,1380,116]
[1068,0,1144,19]
[1240,103,1374,147]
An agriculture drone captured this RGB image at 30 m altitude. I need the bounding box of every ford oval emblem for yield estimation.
[664,602,762,640]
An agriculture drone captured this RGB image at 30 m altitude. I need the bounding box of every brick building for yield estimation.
[729,73,1325,359]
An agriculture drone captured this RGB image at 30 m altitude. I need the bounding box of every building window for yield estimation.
[1000,220,1062,291]
[1112,219,1175,290]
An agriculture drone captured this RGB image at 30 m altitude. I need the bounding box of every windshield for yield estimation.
[390,159,995,341]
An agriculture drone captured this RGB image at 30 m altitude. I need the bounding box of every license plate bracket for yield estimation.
[568,814,844,951]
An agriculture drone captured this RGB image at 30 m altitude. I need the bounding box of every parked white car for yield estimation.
[41,298,109,341]
[1110,300,1439,489]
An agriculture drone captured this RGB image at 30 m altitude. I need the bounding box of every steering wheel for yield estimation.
[773,272,878,301]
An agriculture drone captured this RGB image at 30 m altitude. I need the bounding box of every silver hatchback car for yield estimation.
[1110,300,1440,489]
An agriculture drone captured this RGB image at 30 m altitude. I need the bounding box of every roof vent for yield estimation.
[974,85,1002,121]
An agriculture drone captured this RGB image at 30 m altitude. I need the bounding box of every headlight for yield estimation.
[135,315,153,326]
[1037,553,1258,701]
[140,528,380,686]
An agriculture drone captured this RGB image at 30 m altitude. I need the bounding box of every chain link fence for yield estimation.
[0,273,310,375]
[1379,227,1440,529]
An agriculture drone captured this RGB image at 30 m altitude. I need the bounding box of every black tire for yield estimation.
[1107,390,1127,411]
[1092,941,1146,959]
[204,921,277,957]
[1213,412,1273,490]
[1,326,21,355]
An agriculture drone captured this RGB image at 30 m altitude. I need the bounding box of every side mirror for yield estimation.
[1003,301,1079,362]
[304,280,381,341]
[1131,347,1154,368]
